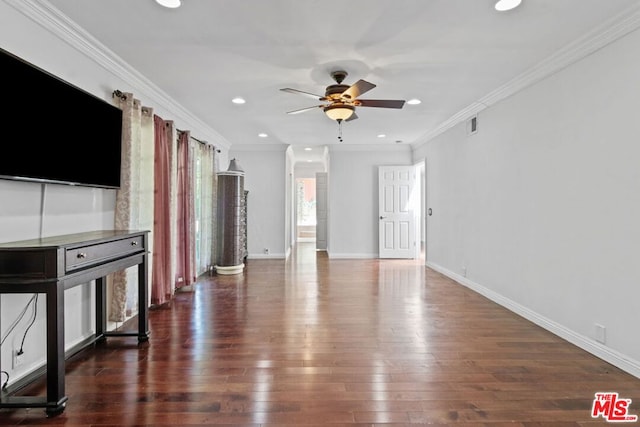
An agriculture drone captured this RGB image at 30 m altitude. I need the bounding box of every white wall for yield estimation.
[236,144,411,260]
[413,27,640,377]
[0,1,231,386]
[229,146,287,258]
[294,162,325,179]
[328,145,412,258]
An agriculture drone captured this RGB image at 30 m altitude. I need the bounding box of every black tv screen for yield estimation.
[0,47,123,189]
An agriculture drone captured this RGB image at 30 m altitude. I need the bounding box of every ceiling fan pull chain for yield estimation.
[337,119,343,142]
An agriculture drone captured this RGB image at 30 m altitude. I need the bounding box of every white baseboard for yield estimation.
[327,252,377,259]
[247,253,286,260]
[426,261,640,379]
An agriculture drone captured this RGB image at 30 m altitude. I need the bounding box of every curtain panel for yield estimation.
[193,140,216,274]
[151,115,177,306]
[111,93,155,322]
[175,130,196,288]
[110,93,216,314]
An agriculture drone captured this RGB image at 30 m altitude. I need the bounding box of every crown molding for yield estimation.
[7,0,231,150]
[413,2,640,150]
[328,143,412,153]
[230,143,289,152]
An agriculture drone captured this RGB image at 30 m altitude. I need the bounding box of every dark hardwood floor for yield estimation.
[1,242,638,426]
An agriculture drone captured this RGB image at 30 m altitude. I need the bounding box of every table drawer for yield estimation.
[65,235,144,272]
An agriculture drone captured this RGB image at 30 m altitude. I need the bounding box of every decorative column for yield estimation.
[215,159,245,275]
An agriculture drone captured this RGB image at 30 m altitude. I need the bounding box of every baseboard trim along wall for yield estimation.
[327,252,378,259]
[426,261,640,380]
[247,253,287,260]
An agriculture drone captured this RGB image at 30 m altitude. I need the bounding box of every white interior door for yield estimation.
[378,165,415,258]
[316,172,328,250]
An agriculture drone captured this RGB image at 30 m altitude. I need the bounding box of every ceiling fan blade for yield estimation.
[341,79,376,100]
[280,88,325,100]
[358,99,406,109]
[286,105,323,115]
[345,112,358,122]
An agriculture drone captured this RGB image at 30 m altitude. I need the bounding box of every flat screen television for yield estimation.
[0,47,123,189]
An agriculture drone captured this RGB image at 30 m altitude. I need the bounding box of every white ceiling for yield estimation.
[44,0,640,161]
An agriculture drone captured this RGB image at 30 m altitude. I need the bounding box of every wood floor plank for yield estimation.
[1,242,638,425]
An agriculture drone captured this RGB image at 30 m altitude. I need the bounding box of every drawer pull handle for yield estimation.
[77,252,87,259]
[131,241,138,246]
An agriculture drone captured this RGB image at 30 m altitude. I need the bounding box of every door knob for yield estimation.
[379,216,386,220]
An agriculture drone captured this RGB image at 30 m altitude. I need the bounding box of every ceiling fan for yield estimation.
[280,70,405,123]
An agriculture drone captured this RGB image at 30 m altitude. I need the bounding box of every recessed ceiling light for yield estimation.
[407,99,422,105]
[377,134,386,138]
[307,160,312,163]
[495,0,521,11]
[304,147,312,151]
[231,97,246,104]
[155,0,181,8]
[258,133,268,138]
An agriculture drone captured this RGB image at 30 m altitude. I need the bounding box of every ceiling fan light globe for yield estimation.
[324,105,354,121]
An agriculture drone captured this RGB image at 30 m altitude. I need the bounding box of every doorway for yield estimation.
[296,177,316,242]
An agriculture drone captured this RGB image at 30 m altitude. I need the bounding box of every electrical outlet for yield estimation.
[462,266,467,277]
[14,350,24,368]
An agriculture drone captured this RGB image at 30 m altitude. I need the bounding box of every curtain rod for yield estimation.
[178,129,221,153]
[112,89,127,100]
[112,90,221,153]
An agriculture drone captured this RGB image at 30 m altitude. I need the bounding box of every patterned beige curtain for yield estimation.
[193,140,216,274]
[212,153,220,265]
[110,92,155,322]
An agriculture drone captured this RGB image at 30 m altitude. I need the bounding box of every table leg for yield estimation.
[137,255,150,343]
[95,276,106,341]
[45,284,68,416]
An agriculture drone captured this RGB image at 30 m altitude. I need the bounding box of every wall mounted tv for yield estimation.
[0,47,123,189]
